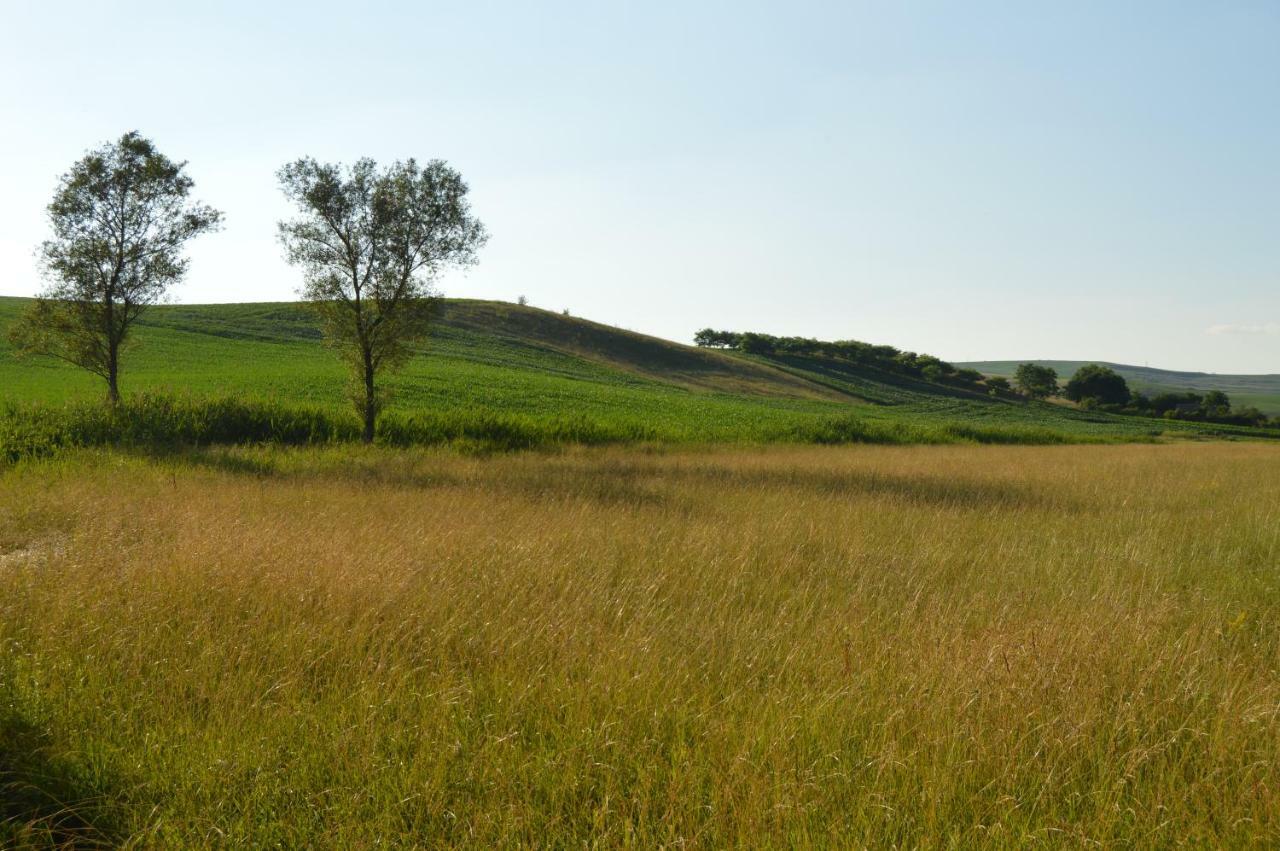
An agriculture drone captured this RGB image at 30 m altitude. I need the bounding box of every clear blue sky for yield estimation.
[2,1,1277,372]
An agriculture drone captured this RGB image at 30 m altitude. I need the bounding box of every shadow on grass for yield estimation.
[137,445,464,488]
[719,467,1068,510]
[131,447,1062,513]
[0,707,119,848]
[131,446,678,512]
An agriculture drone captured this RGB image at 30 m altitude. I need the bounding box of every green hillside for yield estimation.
[1,296,1273,445]
[961,360,1280,415]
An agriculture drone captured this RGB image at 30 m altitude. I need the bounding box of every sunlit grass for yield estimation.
[2,443,1279,846]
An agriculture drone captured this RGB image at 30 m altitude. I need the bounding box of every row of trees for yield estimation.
[8,132,487,442]
[693,329,989,388]
[1013,363,1275,427]
[695,334,1277,429]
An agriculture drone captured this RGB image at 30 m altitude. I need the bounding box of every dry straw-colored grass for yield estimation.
[2,442,1279,847]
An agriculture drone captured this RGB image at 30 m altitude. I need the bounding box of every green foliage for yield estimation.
[0,395,347,464]
[1014,363,1059,399]
[1064,364,1130,405]
[737,331,774,354]
[693,328,739,348]
[1123,388,1270,428]
[277,156,486,441]
[1202,389,1230,415]
[960,360,1280,416]
[8,132,221,403]
[690,327,990,390]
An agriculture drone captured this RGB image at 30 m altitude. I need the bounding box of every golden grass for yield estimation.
[2,443,1279,847]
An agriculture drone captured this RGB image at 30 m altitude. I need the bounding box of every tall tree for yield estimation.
[1014,363,1059,400]
[8,132,222,402]
[277,157,487,442]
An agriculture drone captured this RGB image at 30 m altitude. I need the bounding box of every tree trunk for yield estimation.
[107,342,120,405]
[362,350,376,444]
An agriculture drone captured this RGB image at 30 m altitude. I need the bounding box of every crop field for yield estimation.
[2,297,1272,456]
[2,442,1279,846]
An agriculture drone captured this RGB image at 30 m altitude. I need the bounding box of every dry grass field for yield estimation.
[2,442,1279,847]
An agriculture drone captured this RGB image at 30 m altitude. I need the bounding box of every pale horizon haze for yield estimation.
[2,1,1277,373]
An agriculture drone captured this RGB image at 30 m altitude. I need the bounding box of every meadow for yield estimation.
[2,442,1279,847]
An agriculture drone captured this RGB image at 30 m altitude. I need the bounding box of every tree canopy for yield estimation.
[1014,363,1059,400]
[277,157,487,442]
[1063,364,1130,406]
[8,131,222,401]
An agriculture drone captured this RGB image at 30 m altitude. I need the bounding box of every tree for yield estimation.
[737,332,775,355]
[278,157,486,442]
[985,375,1011,394]
[1014,363,1058,400]
[1063,364,1130,406]
[7,132,221,402]
[1201,389,1231,416]
[693,329,742,349]
[1150,391,1201,415]
[694,328,725,348]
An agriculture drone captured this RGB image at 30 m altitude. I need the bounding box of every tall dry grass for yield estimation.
[1,443,1279,847]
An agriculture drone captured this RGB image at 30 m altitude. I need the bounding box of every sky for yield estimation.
[1,1,1277,373]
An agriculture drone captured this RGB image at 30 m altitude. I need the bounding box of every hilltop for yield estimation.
[1,296,1273,445]
[960,360,1280,415]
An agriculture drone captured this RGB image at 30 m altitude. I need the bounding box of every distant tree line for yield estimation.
[694,333,1278,428]
[694,329,991,390]
[1012,362,1277,428]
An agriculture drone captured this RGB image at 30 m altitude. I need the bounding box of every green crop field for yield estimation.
[2,297,1272,457]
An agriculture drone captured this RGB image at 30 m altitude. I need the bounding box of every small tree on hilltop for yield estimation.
[1063,364,1130,406]
[693,329,740,349]
[278,157,487,443]
[1014,363,1059,400]
[693,328,719,347]
[8,132,222,403]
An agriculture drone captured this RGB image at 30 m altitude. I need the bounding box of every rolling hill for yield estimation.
[960,360,1280,415]
[1,296,1274,444]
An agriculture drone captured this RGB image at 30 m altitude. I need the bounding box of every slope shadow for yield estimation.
[764,354,993,404]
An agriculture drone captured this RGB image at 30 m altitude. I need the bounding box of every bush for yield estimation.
[0,395,354,464]
[0,395,665,465]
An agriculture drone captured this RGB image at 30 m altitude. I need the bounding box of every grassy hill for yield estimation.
[1,296,1273,446]
[961,360,1280,415]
